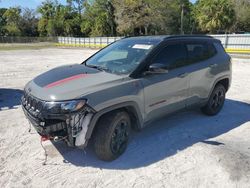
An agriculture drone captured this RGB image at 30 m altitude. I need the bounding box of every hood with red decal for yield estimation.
[25,64,126,101]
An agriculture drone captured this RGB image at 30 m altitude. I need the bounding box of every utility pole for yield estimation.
[181,4,184,35]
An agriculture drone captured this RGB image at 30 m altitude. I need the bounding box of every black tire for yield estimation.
[201,84,226,116]
[93,111,131,161]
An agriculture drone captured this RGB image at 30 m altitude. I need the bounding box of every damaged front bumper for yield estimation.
[21,92,95,147]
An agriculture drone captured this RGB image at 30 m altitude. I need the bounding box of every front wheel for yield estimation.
[201,84,226,116]
[93,111,131,161]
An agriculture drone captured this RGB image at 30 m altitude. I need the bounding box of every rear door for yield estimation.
[183,40,218,106]
[141,42,190,123]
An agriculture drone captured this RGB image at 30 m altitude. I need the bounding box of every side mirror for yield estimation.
[146,63,168,74]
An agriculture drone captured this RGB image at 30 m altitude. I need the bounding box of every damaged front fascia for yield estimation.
[65,106,95,147]
[22,92,96,147]
[37,110,94,147]
[74,113,93,146]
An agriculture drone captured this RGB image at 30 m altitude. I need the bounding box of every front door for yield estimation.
[141,42,190,123]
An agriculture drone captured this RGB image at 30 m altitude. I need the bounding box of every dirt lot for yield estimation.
[0,48,250,188]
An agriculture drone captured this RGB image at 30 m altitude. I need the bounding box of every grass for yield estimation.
[0,42,56,50]
[0,42,106,50]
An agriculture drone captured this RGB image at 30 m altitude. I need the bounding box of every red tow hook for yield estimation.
[41,135,53,142]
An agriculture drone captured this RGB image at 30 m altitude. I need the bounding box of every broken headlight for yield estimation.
[45,100,87,114]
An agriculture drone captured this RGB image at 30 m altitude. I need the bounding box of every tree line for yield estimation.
[0,0,250,37]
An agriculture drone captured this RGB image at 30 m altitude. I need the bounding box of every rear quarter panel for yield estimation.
[187,42,231,106]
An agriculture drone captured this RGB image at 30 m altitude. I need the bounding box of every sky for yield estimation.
[0,0,67,9]
[0,0,197,9]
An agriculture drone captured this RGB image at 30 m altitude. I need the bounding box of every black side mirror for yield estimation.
[146,63,168,74]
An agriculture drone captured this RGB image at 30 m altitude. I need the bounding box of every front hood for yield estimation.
[25,64,126,101]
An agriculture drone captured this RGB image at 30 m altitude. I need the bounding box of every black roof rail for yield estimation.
[165,35,214,40]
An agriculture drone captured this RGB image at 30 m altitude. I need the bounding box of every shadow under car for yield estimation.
[51,98,250,169]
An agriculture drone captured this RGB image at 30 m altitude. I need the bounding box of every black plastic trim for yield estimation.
[85,101,143,141]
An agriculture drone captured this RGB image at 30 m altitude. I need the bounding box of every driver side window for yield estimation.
[152,43,187,70]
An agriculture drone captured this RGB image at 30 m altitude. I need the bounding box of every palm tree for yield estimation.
[194,0,236,33]
[38,0,56,20]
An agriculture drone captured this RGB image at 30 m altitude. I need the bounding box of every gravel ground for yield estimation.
[0,48,250,188]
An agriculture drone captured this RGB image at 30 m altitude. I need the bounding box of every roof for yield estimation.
[122,35,168,43]
[123,35,216,43]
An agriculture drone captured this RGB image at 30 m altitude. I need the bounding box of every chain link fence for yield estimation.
[57,36,122,48]
[211,34,250,49]
[57,35,250,50]
[1,35,250,52]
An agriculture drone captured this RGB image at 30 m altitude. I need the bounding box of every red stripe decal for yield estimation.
[44,74,87,89]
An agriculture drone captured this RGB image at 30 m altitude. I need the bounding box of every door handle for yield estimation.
[209,64,218,68]
[178,72,189,78]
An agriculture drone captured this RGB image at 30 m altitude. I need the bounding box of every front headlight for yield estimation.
[45,100,87,114]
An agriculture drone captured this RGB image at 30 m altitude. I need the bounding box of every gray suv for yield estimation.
[22,35,231,161]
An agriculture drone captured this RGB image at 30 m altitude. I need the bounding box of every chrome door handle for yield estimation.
[178,72,189,78]
[209,64,218,68]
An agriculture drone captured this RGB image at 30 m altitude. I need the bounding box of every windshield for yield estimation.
[85,39,158,75]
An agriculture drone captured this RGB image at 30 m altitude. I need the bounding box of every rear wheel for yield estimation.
[93,111,131,161]
[202,84,226,116]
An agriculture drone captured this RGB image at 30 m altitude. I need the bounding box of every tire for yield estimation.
[201,84,226,116]
[93,111,131,161]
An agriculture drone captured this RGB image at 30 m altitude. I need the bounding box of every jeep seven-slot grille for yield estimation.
[22,91,44,117]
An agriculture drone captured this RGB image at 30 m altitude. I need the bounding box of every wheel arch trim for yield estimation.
[208,75,230,100]
[85,101,143,141]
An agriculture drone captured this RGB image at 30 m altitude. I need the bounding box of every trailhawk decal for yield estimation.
[44,74,88,89]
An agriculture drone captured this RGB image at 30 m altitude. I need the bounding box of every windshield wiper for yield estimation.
[86,64,110,72]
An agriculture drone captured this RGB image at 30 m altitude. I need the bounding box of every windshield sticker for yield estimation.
[132,44,153,50]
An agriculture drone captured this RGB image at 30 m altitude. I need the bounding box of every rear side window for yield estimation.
[185,42,217,64]
[152,43,187,70]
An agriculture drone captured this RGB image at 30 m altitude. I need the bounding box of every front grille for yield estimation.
[22,91,44,117]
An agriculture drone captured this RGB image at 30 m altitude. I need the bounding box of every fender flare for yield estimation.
[85,101,143,140]
[208,75,231,100]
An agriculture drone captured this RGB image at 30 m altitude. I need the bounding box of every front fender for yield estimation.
[85,101,143,141]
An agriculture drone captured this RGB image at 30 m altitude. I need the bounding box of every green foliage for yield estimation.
[113,0,150,35]
[194,0,236,33]
[38,0,56,19]
[233,0,250,32]
[3,7,22,36]
[113,0,193,35]
[37,0,83,36]
[152,0,193,35]
[20,8,39,36]
[0,8,8,35]
[81,0,116,36]
[0,0,250,37]
[37,0,57,36]
[4,23,21,36]
[37,18,48,37]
